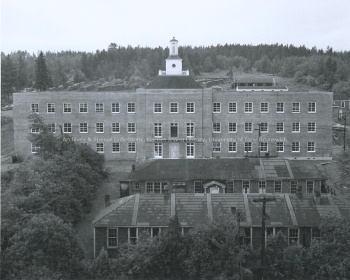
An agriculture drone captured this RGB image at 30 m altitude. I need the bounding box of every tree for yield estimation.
[1,54,17,100]
[16,54,29,90]
[34,51,52,91]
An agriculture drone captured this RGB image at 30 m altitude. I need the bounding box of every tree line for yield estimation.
[2,43,350,102]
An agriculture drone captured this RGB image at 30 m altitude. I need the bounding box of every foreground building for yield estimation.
[92,192,350,257]
[13,38,333,161]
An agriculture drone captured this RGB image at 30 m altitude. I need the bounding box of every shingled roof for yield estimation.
[127,159,327,181]
[146,76,202,89]
[92,193,350,228]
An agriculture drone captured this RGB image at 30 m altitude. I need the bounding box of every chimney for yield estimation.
[132,164,136,172]
[105,195,111,207]
[314,190,321,204]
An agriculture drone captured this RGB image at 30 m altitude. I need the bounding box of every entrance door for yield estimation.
[169,143,180,158]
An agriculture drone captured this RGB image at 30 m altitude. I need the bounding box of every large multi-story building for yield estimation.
[13,38,333,161]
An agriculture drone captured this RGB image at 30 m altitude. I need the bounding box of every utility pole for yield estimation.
[344,116,347,151]
[253,195,276,280]
[255,123,262,157]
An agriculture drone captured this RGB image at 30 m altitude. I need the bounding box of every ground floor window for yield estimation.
[129,228,137,244]
[154,143,163,158]
[146,182,167,193]
[290,180,298,193]
[240,228,251,245]
[107,228,118,248]
[289,228,299,245]
[242,181,250,193]
[259,181,266,193]
[194,181,203,193]
[228,142,237,152]
[274,181,282,193]
[306,181,314,193]
[96,143,104,153]
[31,144,40,153]
[244,142,252,153]
[112,143,120,153]
[311,228,321,240]
[226,181,234,193]
[186,143,194,158]
[128,142,136,153]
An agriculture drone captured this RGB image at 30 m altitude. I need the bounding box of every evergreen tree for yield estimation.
[17,54,29,90]
[1,54,17,100]
[34,51,52,91]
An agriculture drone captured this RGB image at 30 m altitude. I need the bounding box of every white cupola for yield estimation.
[161,37,188,76]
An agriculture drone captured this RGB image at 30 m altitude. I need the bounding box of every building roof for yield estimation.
[167,55,181,60]
[127,159,327,182]
[92,193,350,228]
[236,86,288,90]
[234,77,275,84]
[170,37,178,42]
[146,76,202,89]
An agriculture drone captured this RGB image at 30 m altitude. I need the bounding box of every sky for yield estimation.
[1,0,350,54]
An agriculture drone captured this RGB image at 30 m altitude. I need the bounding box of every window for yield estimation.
[292,102,300,113]
[111,103,120,113]
[276,122,284,133]
[31,144,40,154]
[96,123,104,133]
[276,102,284,113]
[289,229,299,245]
[111,123,120,133]
[80,123,88,133]
[292,122,300,132]
[260,123,268,133]
[228,102,237,113]
[260,102,269,113]
[146,182,167,194]
[311,228,321,240]
[213,102,221,113]
[31,103,39,113]
[128,102,135,113]
[308,102,316,113]
[260,142,268,152]
[213,142,221,152]
[47,103,55,113]
[96,143,104,153]
[112,143,120,153]
[128,142,136,153]
[170,102,178,113]
[244,142,252,153]
[187,122,194,137]
[341,101,346,108]
[213,123,221,133]
[154,123,162,137]
[308,142,316,152]
[259,181,266,193]
[290,180,298,193]
[31,124,40,134]
[154,143,163,157]
[244,122,252,133]
[48,123,56,133]
[151,228,161,238]
[274,181,282,193]
[186,143,194,157]
[79,103,88,113]
[308,122,316,133]
[63,123,72,133]
[154,103,162,113]
[242,181,250,193]
[244,102,253,113]
[186,102,195,113]
[63,103,72,113]
[226,181,234,193]
[307,181,314,193]
[229,142,237,152]
[194,181,203,193]
[276,142,284,152]
[228,123,237,133]
[292,142,300,152]
[128,123,136,133]
[108,228,118,248]
[170,123,178,138]
[129,228,137,244]
[133,182,140,191]
[240,228,251,245]
[95,103,104,113]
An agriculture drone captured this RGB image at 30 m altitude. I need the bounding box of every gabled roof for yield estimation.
[127,159,327,182]
[146,76,202,89]
[92,193,350,228]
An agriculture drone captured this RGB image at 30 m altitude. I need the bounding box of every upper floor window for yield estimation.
[292,122,300,133]
[186,143,194,157]
[307,142,316,152]
[228,142,237,152]
[154,143,163,158]
[292,102,300,113]
[47,103,55,113]
[112,143,120,153]
[213,142,221,152]
[154,103,162,113]
[228,122,237,133]
[96,142,104,153]
[260,102,268,113]
[63,123,72,133]
[308,122,316,133]
[128,123,136,133]
[111,103,120,113]
[260,142,268,152]
[31,103,39,113]
[244,122,252,133]
[213,102,221,113]
[111,123,120,133]
[154,123,162,137]
[276,142,284,152]
[276,122,284,133]
[96,123,104,133]
[48,123,56,133]
[292,142,300,152]
[63,103,72,113]
[244,142,252,153]
[31,144,40,154]
[228,102,237,113]
[170,102,178,113]
[128,142,136,153]
[128,102,135,113]
[276,102,284,113]
[187,122,195,137]
[308,102,316,113]
[79,103,88,113]
[213,123,221,133]
[244,102,253,113]
[170,123,178,138]
[80,123,88,133]
[186,102,195,113]
[95,103,104,113]
[260,123,268,133]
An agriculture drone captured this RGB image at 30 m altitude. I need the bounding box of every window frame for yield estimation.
[260,102,269,113]
[128,142,136,153]
[308,102,316,113]
[186,102,195,113]
[276,122,284,133]
[63,123,72,133]
[186,122,195,137]
[96,142,104,153]
[292,102,300,113]
[292,122,300,133]
[244,142,252,153]
[307,141,316,152]
[154,102,162,113]
[127,123,136,133]
[276,142,284,152]
[127,102,136,113]
[31,103,39,113]
[213,122,221,133]
[111,122,120,133]
[95,103,104,113]
[112,142,120,153]
[111,102,120,113]
[244,102,253,113]
[47,103,55,113]
[170,102,178,113]
[154,123,162,137]
[276,102,284,113]
[308,122,316,133]
[212,142,221,152]
[244,122,253,133]
[154,142,163,158]
[228,141,237,153]
[292,142,300,152]
[228,102,237,113]
[186,142,195,158]
[274,180,282,193]
[63,103,72,113]
[107,228,118,248]
[213,102,221,113]
[79,123,88,133]
[79,103,88,113]
[95,122,104,133]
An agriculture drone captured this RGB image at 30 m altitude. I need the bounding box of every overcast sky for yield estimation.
[1,0,350,54]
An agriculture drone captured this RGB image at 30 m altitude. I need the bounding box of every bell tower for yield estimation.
[165,37,185,75]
